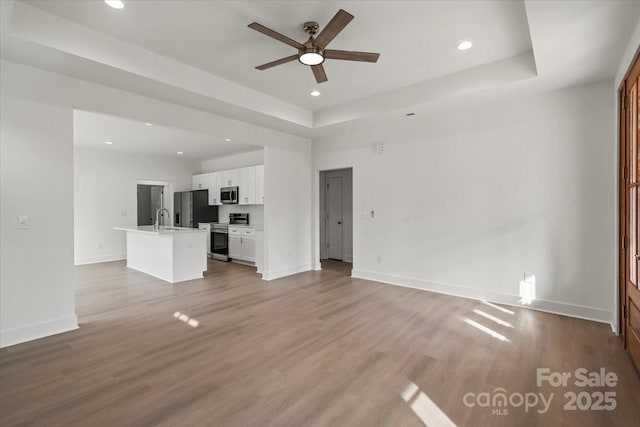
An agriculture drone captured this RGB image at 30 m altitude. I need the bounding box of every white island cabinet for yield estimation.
[114,226,207,284]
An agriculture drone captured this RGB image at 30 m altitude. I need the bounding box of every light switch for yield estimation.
[17,216,29,229]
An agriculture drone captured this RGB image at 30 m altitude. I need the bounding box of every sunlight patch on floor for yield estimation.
[401,381,457,427]
[173,311,199,328]
[462,317,509,342]
[473,309,514,328]
[481,300,515,315]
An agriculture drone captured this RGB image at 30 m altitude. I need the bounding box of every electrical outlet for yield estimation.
[121,211,127,217]
[17,216,29,229]
[97,242,103,250]
[377,255,383,264]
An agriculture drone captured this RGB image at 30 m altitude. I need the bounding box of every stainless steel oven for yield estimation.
[211,223,230,261]
[220,186,238,204]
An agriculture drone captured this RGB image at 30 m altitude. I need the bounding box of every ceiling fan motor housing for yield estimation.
[303,21,319,36]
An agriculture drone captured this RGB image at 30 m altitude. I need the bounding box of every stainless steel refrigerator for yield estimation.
[174,190,218,228]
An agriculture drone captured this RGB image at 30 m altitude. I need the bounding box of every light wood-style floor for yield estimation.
[1,259,639,426]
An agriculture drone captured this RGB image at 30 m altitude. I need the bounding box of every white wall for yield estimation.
[74,147,195,264]
[313,80,616,324]
[0,95,78,347]
[263,144,313,280]
[200,149,264,173]
[615,19,640,88]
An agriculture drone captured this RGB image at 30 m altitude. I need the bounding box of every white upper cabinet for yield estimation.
[255,165,264,205]
[221,169,238,187]
[238,167,256,205]
[195,164,264,205]
[208,172,221,205]
[191,173,209,191]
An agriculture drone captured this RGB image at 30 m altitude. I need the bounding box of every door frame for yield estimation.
[619,79,627,341]
[316,167,353,267]
[136,179,172,225]
[618,47,640,350]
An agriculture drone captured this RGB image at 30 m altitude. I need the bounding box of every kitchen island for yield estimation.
[114,226,207,284]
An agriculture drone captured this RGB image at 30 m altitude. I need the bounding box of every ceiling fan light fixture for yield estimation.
[299,47,324,66]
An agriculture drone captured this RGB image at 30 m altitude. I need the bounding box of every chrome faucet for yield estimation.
[154,208,170,230]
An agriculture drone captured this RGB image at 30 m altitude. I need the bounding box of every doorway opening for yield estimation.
[319,168,353,272]
[136,180,172,227]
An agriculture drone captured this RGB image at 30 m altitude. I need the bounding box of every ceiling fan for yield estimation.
[248,9,380,84]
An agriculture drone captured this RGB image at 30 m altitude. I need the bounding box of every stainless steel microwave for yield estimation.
[220,186,238,204]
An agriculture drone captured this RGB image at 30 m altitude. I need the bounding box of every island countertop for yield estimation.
[113,226,207,235]
[114,225,207,283]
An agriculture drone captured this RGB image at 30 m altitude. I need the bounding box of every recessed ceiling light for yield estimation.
[104,0,125,9]
[457,41,473,51]
[177,151,184,155]
[309,90,321,97]
[144,122,152,126]
[105,141,113,145]
[225,138,231,142]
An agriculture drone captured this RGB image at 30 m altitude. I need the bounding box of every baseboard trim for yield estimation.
[0,315,79,348]
[262,264,312,281]
[610,323,618,335]
[351,269,612,324]
[74,253,126,266]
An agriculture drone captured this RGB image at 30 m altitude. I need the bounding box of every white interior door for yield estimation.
[327,176,343,260]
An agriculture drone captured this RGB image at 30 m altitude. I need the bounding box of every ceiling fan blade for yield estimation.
[255,55,299,70]
[325,50,380,63]
[311,64,328,83]
[248,22,304,49]
[313,9,354,49]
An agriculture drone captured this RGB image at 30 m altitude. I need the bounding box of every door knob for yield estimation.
[338,221,342,224]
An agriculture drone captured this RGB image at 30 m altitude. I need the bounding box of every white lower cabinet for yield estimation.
[228,235,242,260]
[229,227,255,263]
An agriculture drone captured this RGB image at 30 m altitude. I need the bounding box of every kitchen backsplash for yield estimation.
[219,204,264,225]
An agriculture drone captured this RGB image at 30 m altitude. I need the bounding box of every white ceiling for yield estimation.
[22,0,533,111]
[2,0,639,145]
[73,110,260,160]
